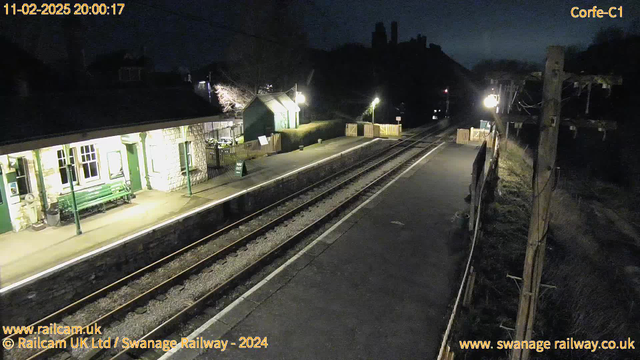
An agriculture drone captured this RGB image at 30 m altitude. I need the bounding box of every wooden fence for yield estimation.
[378,124,402,137]
[364,124,380,138]
[456,129,470,144]
[457,127,496,148]
[345,123,358,137]
[206,133,281,170]
[437,128,501,360]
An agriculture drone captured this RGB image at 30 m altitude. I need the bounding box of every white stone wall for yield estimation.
[39,136,138,207]
[3,136,140,231]
[1,124,208,232]
[1,152,42,231]
[146,124,207,192]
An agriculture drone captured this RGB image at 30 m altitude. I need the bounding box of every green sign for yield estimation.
[235,160,247,177]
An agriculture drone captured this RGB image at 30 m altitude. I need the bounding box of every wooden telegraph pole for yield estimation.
[511,46,564,360]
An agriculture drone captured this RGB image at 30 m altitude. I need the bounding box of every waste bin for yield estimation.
[46,208,60,227]
[454,211,469,229]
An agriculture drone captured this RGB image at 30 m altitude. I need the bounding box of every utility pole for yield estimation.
[294,82,299,127]
[511,46,564,360]
[372,98,376,125]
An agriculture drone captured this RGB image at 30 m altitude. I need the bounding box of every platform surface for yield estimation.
[0,136,378,288]
[169,142,479,360]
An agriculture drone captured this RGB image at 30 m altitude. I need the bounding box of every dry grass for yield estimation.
[453,140,640,360]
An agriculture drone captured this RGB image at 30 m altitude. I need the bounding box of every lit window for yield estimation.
[178,142,192,172]
[57,149,78,186]
[80,144,100,180]
[14,157,31,195]
[107,151,124,180]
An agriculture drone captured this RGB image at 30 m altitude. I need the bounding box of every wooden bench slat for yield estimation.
[57,180,131,217]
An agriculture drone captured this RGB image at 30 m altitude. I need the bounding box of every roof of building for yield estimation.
[246,92,299,114]
[0,87,220,152]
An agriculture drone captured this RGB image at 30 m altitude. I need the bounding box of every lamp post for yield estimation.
[181,125,192,197]
[371,97,380,124]
[291,83,306,128]
[295,91,305,128]
[444,87,450,118]
[64,144,82,235]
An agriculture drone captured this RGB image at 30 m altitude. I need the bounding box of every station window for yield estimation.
[178,142,192,172]
[80,144,100,180]
[107,151,124,180]
[57,148,78,186]
[14,157,31,195]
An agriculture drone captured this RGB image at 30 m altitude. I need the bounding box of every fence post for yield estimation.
[469,141,487,231]
[215,143,221,168]
[469,165,476,232]
[463,266,476,307]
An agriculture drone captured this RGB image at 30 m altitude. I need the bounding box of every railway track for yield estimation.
[3,122,456,360]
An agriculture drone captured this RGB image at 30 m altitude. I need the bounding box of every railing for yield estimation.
[437,128,501,360]
[205,134,282,171]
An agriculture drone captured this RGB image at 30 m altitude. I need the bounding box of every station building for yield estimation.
[242,92,300,141]
[0,88,221,234]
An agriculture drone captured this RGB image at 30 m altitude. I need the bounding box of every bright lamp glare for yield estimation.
[295,93,306,104]
[483,94,499,108]
[372,97,380,106]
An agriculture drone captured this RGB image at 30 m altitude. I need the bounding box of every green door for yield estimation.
[125,144,143,192]
[0,165,13,233]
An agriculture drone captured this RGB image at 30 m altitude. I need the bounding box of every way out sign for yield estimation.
[235,160,247,177]
[396,116,401,123]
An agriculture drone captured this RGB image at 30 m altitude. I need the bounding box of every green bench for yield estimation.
[57,180,132,218]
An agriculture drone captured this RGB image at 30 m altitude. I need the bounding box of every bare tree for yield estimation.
[225,0,308,93]
[214,83,252,113]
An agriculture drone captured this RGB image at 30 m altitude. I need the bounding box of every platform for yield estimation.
[166,142,479,360]
[0,136,379,289]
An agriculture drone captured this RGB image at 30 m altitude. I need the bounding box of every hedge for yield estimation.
[279,120,346,152]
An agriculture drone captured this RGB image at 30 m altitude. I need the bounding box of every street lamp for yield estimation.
[371,97,380,124]
[294,91,305,128]
[444,87,450,117]
[483,94,499,108]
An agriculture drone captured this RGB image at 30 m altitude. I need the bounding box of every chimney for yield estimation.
[372,22,387,49]
[390,21,398,46]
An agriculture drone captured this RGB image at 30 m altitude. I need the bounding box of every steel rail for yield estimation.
[3,124,436,345]
[111,128,455,360]
[16,126,443,360]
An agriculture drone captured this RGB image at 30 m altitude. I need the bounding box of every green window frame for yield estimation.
[80,144,100,180]
[57,148,78,186]
[14,157,31,196]
[179,142,192,172]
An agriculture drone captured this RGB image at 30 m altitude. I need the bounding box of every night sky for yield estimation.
[1,0,638,71]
